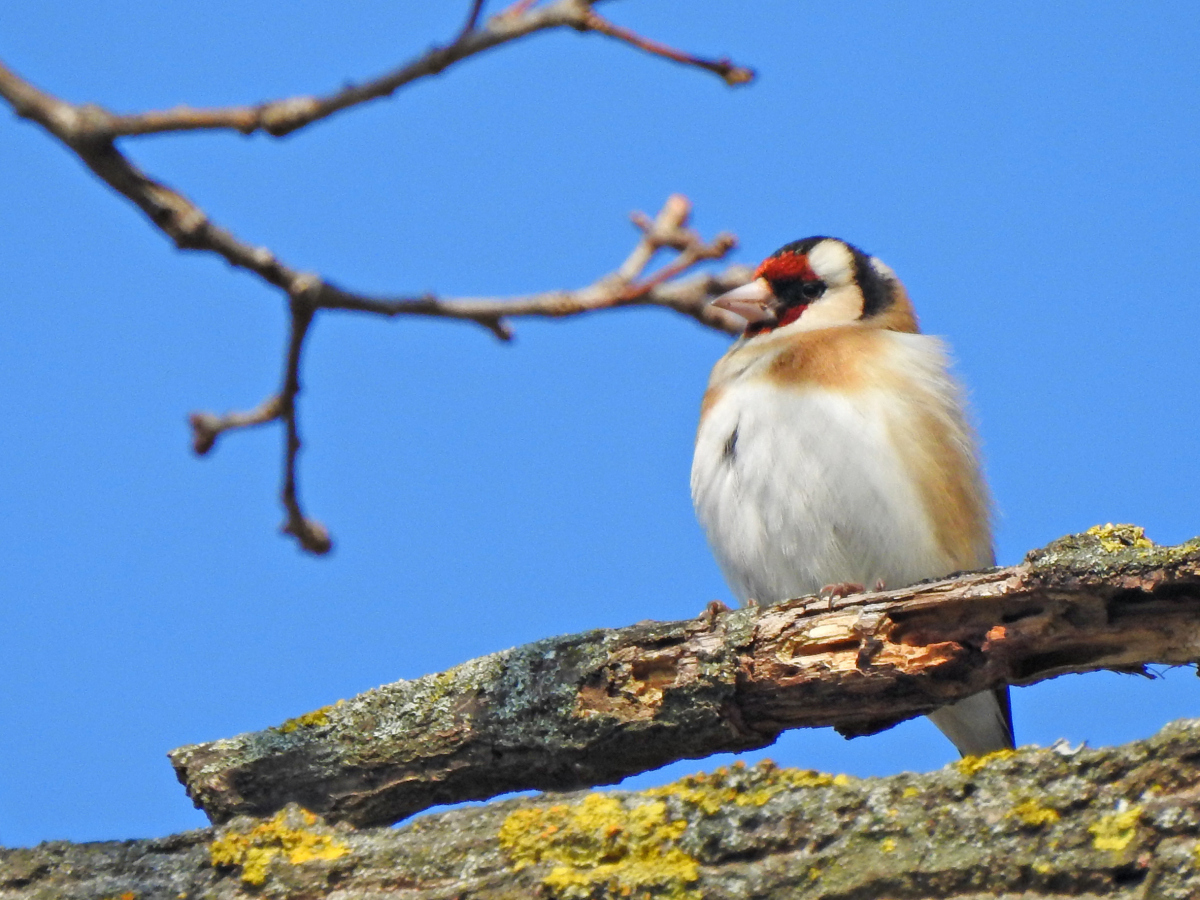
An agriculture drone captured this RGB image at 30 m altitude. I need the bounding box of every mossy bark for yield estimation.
[170,528,1200,828]
[7,718,1200,899]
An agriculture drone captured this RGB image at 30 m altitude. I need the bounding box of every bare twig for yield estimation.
[188,396,283,456]
[187,291,332,554]
[460,0,488,38]
[583,8,756,86]
[0,1,752,140]
[179,198,744,550]
[497,0,539,18]
[0,8,755,554]
[170,529,1200,827]
[277,289,331,555]
[317,195,747,336]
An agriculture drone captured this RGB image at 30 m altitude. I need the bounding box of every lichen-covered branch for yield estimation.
[0,2,754,554]
[9,718,1200,899]
[168,526,1200,829]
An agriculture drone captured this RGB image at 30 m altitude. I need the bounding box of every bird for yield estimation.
[690,236,1013,757]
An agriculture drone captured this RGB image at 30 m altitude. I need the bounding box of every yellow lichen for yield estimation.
[880,837,897,853]
[278,700,344,733]
[1085,523,1154,552]
[1033,861,1053,875]
[498,760,857,897]
[1009,799,1061,827]
[1089,806,1141,852]
[902,786,920,799]
[644,761,846,815]
[954,748,1017,777]
[209,806,349,885]
[499,792,699,899]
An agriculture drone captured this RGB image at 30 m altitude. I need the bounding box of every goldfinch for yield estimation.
[691,236,1013,757]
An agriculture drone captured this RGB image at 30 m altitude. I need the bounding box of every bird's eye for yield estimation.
[801,280,826,300]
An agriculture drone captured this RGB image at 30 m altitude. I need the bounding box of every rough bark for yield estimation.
[168,526,1200,829]
[7,717,1200,899]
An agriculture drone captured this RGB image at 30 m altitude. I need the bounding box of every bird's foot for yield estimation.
[701,599,731,625]
[818,582,864,601]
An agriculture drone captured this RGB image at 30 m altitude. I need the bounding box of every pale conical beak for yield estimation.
[711,278,776,324]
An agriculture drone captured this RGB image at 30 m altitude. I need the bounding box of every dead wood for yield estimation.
[7,716,1200,899]
[168,526,1200,828]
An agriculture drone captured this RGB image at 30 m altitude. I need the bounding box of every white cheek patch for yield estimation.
[807,240,855,288]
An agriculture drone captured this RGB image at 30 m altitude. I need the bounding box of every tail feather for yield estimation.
[927,687,1014,757]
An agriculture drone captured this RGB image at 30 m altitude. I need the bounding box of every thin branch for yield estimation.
[583,8,755,86]
[186,296,330,554]
[0,14,755,554]
[318,195,747,336]
[0,1,752,140]
[459,0,488,38]
[497,0,539,18]
[178,196,744,551]
[317,265,748,337]
[188,396,283,456]
[277,291,331,555]
[170,528,1200,828]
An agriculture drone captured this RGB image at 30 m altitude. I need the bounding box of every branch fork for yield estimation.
[0,2,756,553]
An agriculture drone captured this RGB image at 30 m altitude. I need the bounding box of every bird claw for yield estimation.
[701,599,731,625]
[818,582,864,601]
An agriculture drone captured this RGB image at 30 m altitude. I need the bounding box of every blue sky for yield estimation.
[2,1,1198,846]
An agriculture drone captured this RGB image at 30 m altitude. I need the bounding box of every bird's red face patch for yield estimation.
[755,252,817,283]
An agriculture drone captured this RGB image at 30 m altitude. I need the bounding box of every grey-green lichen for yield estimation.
[1026,524,1200,578]
[1086,523,1155,552]
[170,529,1200,832]
[12,718,1200,898]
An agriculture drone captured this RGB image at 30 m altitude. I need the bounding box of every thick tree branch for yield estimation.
[8,719,1200,898]
[168,526,1200,829]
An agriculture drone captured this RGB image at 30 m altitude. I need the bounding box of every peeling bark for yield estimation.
[7,718,1200,899]
[169,528,1200,828]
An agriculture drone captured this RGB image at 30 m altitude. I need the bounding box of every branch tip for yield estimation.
[719,61,756,87]
[187,396,284,456]
[188,412,222,456]
[581,12,754,89]
[282,515,334,555]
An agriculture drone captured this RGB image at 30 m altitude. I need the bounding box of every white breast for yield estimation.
[691,337,967,604]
